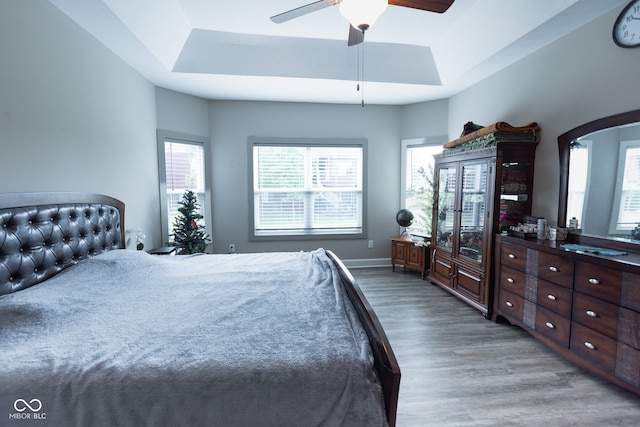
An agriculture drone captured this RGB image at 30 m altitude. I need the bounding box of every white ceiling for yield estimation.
[50,0,626,105]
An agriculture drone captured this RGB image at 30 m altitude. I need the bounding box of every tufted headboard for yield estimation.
[0,192,125,296]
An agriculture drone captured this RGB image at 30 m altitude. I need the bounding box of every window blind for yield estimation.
[253,144,363,236]
[567,143,589,224]
[618,145,640,229]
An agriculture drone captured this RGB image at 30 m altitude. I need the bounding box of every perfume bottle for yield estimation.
[569,217,578,229]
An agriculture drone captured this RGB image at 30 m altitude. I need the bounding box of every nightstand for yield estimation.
[389,236,429,279]
[147,246,177,255]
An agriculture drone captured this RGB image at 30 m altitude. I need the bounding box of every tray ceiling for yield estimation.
[50,0,626,105]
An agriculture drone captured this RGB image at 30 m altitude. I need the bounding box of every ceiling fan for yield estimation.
[271,0,455,46]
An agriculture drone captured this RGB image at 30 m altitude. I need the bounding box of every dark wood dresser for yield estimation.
[494,234,640,396]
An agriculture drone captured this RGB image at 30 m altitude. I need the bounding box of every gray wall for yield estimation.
[155,94,450,261]
[208,101,402,262]
[400,98,449,140]
[2,1,639,261]
[0,0,159,249]
[447,6,640,224]
[155,87,209,137]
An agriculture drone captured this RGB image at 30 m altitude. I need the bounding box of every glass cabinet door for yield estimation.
[458,161,488,263]
[435,165,457,251]
[499,161,531,231]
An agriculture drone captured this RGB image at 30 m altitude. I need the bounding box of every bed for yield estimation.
[0,192,400,426]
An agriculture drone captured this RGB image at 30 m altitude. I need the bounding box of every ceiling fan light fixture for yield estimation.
[339,0,388,30]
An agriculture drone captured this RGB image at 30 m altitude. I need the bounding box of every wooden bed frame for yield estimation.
[326,250,401,426]
[0,192,400,426]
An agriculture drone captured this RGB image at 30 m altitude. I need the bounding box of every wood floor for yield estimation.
[351,267,640,427]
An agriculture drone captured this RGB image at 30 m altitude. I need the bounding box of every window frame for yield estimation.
[157,130,212,246]
[248,136,367,241]
[567,139,592,228]
[400,137,445,237]
[609,139,640,234]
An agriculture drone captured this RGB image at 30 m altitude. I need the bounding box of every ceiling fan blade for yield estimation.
[270,0,338,24]
[389,0,454,13]
[347,25,364,46]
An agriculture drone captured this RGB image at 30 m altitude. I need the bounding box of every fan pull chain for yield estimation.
[360,39,365,107]
[356,41,360,92]
[356,31,365,107]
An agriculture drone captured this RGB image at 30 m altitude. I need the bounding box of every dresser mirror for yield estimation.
[558,109,640,246]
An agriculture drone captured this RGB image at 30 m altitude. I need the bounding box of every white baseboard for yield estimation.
[342,258,390,269]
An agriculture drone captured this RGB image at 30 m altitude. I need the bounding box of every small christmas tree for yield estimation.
[170,190,211,254]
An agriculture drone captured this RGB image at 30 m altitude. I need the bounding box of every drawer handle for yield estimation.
[505,301,514,307]
[584,342,596,350]
[507,277,515,283]
[586,310,597,318]
[549,266,558,272]
[588,278,600,285]
[545,322,555,329]
[508,253,516,259]
[547,294,557,301]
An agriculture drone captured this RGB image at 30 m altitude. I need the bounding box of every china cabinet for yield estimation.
[428,142,537,317]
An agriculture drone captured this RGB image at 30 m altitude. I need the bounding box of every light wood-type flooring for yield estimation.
[351,267,640,427]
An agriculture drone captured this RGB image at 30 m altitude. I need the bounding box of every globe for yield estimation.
[396,209,414,227]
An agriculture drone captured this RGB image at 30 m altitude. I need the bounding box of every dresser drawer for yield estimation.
[499,265,527,297]
[456,265,484,298]
[573,292,619,339]
[537,251,573,288]
[501,242,527,271]
[571,323,617,373]
[431,251,453,288]
[536,279,572,316]
[535,305,571,347]
[498,288,524,322]
[575,261,622,304]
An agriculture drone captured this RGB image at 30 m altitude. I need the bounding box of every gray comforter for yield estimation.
[0,249,386,426]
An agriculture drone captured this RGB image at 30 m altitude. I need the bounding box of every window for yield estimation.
[401,138,444,236]
[249,137,366,239]
[611,140,640,233]
[567,140,591,226]
[157,130,211,244]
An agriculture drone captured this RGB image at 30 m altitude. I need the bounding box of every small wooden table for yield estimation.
[389,236,429,279]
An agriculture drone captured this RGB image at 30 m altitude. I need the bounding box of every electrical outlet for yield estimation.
[368,240,374,249]
[228,243,235,253]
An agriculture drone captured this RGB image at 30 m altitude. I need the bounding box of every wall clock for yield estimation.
[613,0,640,48]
